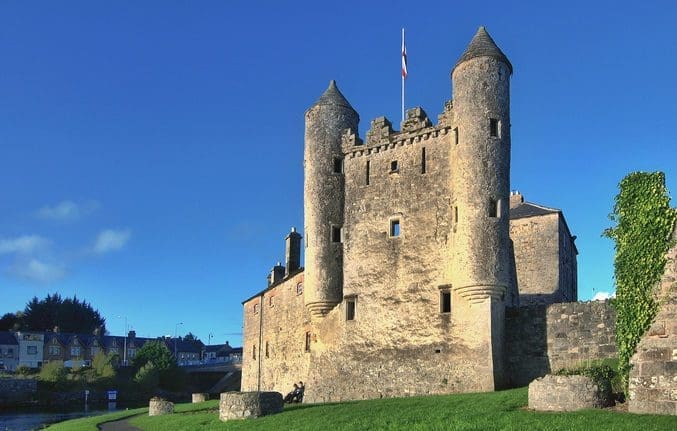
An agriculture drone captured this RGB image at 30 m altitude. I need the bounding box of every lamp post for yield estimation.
[174,322,183,363]
[117,316,128,366]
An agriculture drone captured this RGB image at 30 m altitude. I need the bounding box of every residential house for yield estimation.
[15,332,44,368]
[0,332,19,371]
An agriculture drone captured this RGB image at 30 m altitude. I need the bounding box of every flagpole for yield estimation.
[401,28,405,125]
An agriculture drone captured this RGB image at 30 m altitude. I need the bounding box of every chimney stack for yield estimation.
[285,227,302,276]
[270,262,286,284]
[509,190,524,209]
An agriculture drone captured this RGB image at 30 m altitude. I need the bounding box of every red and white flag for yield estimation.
[401,31,408,78]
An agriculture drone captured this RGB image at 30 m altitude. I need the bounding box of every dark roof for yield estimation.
[163,338,203,354]
[312,80,356,111]
[205,343,232,354]
[510,202,560,220]
[0,331,18,345]
[454,26,512,74]
[44,332,98,347]
[242,267,304,304]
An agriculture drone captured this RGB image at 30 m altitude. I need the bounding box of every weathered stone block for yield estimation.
[528,374,612,412]
[192,392,209,403]
[148,397,174,416]
[219,391,283,421]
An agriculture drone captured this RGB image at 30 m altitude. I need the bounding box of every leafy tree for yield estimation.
[604,171,676,391]
[92,352,116,379]
[20,293,106,334]
[132,341,175,371]
[0,312,21,331]
[183,332,201,343]
[134,362,160,391]
[39,360,68,384]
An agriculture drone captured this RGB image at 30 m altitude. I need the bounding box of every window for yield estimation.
[489,199,500,218]
[454,127,459,145]
[296,282,304,295]
[304,332,311,352]
[346,297,356,321]
[331,225,342,243]
[253,303,259,314]
[390,219,400,237]
[265,341,269,358]
[333,157,343,174]
[252,345,256,359]
[269,296,274,307]
[366,160,370,185]
[454,206,459,223]
[7,348,13,356]
[390,160,399,172]
[109,347,119,355]
[128,348,136,358]
[71,346,81,357]
[27,346,37,355]
[490,118,499,137]
[48,345,61,355]
[421,147,426,174]
[440,289,451,313]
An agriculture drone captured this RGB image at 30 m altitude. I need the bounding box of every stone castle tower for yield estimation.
[241,27,579,402]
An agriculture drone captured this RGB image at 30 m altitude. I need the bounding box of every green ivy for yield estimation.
[555,363,617,395]
[603,171,676,392]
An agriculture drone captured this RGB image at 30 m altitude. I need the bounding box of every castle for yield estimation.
[241,27,581,402]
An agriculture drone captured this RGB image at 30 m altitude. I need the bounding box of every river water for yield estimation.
[0,403,125,431]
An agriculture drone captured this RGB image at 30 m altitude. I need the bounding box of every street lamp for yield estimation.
[117,316,128,366]
[174,322,183,362]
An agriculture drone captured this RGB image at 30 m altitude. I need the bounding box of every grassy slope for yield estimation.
[50,388,677,431]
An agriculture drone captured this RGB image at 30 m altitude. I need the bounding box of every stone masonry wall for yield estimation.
[0,378,37,405]
[241,272,311,395]
[628,226,677,415]
[506,301,616,387]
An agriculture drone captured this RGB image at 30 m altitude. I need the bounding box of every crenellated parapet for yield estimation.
[341,128,362,153]
[401,107,432,133]
[365,116,394,146]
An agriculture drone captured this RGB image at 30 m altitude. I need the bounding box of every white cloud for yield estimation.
[93,229,131,254]
[7,258,66,283]
[592,291,616,301]
[0,235,50,255]
[36,200,99,222]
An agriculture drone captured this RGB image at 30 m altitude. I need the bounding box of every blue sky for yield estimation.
[1,1,675,347]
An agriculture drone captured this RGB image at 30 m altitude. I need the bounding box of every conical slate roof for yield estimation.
[313,80,356,111]
[454,26,512,74]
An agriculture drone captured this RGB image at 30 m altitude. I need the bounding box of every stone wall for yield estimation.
[241,272,311,395]
[0,378,37,405]
[506,301,617,387]
[628,227,677,415]
[219,391,283,421]
[528,374,612,411]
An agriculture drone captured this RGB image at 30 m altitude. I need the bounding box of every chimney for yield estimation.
[270,262,285,284]
[128,330,136,340]
[509,190,524,209]
[285,227,302,276]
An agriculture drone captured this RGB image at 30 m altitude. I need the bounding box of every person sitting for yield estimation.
[292,381,305,403]
[284,383,298,403]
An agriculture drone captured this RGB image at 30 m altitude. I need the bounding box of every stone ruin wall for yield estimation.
[241,272,311,395]
[505,300,617,387]
[510,213,577,305]
[628,226,677,415]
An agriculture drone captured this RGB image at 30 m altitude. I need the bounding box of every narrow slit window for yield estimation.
[421,147,426,174]
[390,160,399,172]
[390,219,400,237]
[265,341,269,358]
[296,282,303,295]
[304,332,311,352]
[366,160,370,185]
[440,290,451,313]
[331,226,342,243]
[454,127,459,145]
[346,297,356,321]
[333,157,343,174]
[253,303,259,314]
[489,199,500,218]
[490,118,499,137]
[454,206,459,223]
[252,344,256,359]
[269,296,274,307]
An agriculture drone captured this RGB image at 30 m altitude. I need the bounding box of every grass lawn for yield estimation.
[49,387,676,431]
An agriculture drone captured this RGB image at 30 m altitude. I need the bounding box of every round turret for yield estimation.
[450,26,512,303]
[304,80,359,318]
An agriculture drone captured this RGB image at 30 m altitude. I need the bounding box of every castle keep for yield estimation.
[242,27,581,402]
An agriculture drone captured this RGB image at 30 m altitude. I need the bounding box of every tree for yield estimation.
[39,360,68,385]
[183,332,201,343]
[20,293,106,334]
[132,341,176,372]
[604,171,676,391]
[134,362,160,391]
[0,312,21,331]
[92,352,116,379]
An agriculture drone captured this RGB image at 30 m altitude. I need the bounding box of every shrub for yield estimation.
[134,362,160,391]
[92,352,116,379]
[555,362,617,396]
[15,365,33,376]
[39,361,69,385]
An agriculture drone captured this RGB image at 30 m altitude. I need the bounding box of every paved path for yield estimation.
[98,416,142,431]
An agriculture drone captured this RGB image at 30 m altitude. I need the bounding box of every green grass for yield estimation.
[49,388,677,431]
[46,407,147,431]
